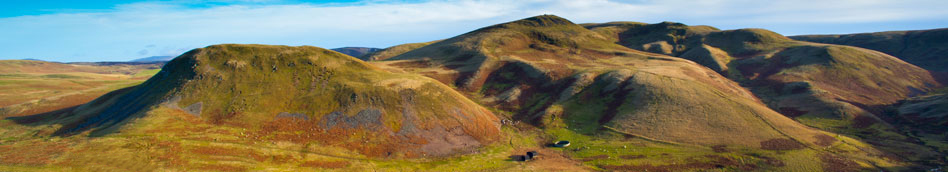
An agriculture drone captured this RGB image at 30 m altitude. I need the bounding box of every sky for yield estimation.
[1,0,946,62]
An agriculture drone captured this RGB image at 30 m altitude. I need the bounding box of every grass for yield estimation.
[0,62,156,117]
[586,19,948,169]
[368,15,910,171]
[1,44,506,169]
[0,15,939,171]
[0,106,546,171]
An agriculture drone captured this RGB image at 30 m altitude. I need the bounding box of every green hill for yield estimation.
[2,15,940,171]
[373,15,899,170]
[790,28,948,72]
[10,44,502,158]
[587,21,946,164]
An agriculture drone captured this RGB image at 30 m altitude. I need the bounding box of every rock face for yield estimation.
[17,44,501,158]
[790,28,948,72]
[376,15,829,148]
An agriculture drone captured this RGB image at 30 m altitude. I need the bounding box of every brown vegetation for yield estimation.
[0,141,70,165]
[760,138,805,151]
[600,155,756,171]
[820,153,862,172]
[813,134,838,147]
[198,164,248,172]
[300,160,350,168]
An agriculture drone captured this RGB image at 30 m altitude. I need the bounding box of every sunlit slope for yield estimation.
[12,44,501,157]
[791,28,948,72]
[0,60,160,117]
[588,21,941,123]
[376,15,830,148]
[588,21,946,163]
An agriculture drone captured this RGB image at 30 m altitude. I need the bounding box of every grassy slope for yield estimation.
[376,15,898,171]
[790,28,948,72]
[588,21,946,167]
[0,105,559,171]
[0,60,160,117]
[0,44,512,171]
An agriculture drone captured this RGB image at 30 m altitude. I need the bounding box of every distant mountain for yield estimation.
[790,28,948,72]
[361,41,437,61]
[330,47,381,60]
[130,55,175,62]
[68,61,166,66]
[21,58,46,61]
[0,60,162,75]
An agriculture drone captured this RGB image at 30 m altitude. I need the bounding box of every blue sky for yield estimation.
[1,0,946,62]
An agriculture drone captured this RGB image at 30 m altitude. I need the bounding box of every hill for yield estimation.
[790,28,948,72]
[1,15,935,171]
[369,15,902,170]
[586,21,945,164]
[330,47,381,60]
[9,44,501,159]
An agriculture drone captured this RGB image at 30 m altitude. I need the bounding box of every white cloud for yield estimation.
[1,0,946,61]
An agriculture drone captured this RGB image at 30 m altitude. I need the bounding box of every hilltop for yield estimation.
[791,28,948,72]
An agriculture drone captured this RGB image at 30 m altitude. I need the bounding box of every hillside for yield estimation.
[892,92,948,132]
[586,21,946,164]
[371,15,900,170]
[330,47,381,60]
[361,41,438,61]
[790,28,948,72]
[9,44,501,159]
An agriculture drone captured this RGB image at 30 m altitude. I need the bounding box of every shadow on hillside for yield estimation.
[4,55,195,137]
[932,71,948,86]
[6,105,81,124]
[4,85,154,137]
